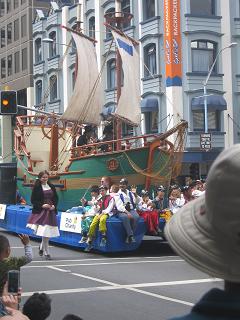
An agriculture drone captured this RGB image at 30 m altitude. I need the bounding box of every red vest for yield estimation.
[99,195,112,212]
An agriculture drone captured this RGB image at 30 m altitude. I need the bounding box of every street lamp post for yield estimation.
[203,42,237,133]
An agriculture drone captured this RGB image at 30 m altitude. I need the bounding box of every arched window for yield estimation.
[191,40,217,73]
[105,8,115,39]
[35,38,42,63]
[143,0,155,21]
[89,16,95,39]
[49,31,56,58]
[190,0,215,16]
[35,80,42,105]
[144,43,157,77]
[107,59,116,89]
[49,75,57,101]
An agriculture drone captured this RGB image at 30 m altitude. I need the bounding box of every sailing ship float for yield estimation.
[14,6,187,211]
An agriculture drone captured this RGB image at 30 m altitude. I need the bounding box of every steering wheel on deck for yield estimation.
[41,115,66,140]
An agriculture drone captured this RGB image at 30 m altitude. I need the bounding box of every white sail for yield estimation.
[61,32,103,124]
[112,31,141,125]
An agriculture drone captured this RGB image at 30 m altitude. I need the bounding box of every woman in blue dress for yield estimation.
[27,170,59,260]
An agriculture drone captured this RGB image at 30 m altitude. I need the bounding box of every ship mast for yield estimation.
[105,0,133,151]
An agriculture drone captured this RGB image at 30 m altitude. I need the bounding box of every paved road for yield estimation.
[1,230,223,320]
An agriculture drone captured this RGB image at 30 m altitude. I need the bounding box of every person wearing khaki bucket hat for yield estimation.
[165,144,240,319]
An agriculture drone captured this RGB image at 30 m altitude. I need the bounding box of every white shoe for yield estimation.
[79,237,87,244]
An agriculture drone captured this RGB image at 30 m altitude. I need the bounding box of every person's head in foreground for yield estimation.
[165,144,240,319]
[22,293,51,320]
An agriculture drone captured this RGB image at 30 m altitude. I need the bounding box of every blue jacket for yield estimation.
[169,288,240,319]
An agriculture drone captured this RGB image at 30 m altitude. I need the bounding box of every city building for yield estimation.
[31,0,240,180]
[0,0,74,162]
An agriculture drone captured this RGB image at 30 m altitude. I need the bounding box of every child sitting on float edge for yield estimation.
[79,185,101,244]
[84,185,115,251]
[137,190,160,235]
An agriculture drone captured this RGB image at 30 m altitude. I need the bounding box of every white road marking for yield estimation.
[24,259,184,268]
[127,287,194,306]
[21,276,221,307]
[47,266,71,272]
[29,256,179,264]
[11,246,53,249]
[71,272,118,286]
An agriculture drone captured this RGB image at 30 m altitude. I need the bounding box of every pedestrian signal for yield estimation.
[0,91,17,115]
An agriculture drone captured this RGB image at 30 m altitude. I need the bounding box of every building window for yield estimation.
[190,0,215,16]
[192,110,220,131]
[144,43,157,77]
[107,59,116,89]
[105,8,115,39]
[22,47,27,70]
[1,27,5,48]
[14,19,19,41]
[71,37,77,54]
[21,15,27,37]
[0,0,5,17]
[7,55,12,76]
[14,51,20,73]
[88,16,95,39]
[49,31,56,58]
[14,0,19,9]
[49,75,57,101]
[72,71,76,91]
[122,0,131,29]
[35,80,42,105]
[7,23,12,45]
[122,123,133,137]
[145,111,158,133]
[7,0,11,13]
[35,38,42,63]
[1,58,6,78]
[191,40,217,73]
[143,0,155,21]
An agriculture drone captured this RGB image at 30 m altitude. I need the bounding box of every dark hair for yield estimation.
[119,178,128,185]
[0,235,10,256]
[23,293,51,320]
[38,170,49,179]
[62,315,83,320]
[90,185,99,194]
[99,185,108,191]
[84,125,93,133]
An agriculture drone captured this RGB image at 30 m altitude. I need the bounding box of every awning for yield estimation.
[191,95,227,111]
[141,98,159,112]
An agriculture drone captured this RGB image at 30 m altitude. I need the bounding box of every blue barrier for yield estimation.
[0,205,146,253]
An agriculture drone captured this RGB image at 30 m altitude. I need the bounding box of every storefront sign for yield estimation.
[164,0,182,87]
[0,204,6,220]
[60,212,82,233]
[200,133,212,151]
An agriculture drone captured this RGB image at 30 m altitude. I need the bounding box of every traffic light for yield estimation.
[0,91,18,115]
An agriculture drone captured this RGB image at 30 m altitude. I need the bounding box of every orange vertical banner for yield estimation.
[164,0,182,87]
